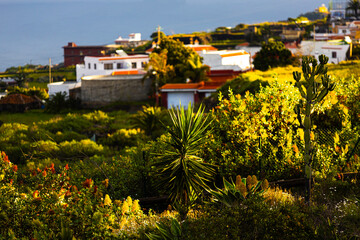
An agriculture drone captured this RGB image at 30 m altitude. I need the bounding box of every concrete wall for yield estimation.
[81,74,151,107]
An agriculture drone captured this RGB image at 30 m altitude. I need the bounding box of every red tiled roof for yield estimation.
[111,70,145,75]
[161,81,224,91]
[237,42,250,47]
[189,45,218,52]
[161,83,201,90]
[220,51,249,58]
[0,94,39,105]
[98,56,148,61]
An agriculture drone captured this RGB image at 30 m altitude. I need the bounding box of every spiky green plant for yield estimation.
[293,55,336,202]
[146,218,182,240]
[209,175,267,207]
[153,103,215,219]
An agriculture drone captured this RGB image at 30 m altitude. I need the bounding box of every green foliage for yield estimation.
[45,92,81,113]
[181,53,210,83]
[208,83,303,180]
[7,86,48,100]
[347,0,360,18]
[99,128,144,149]
[0,152,144,239]
[131,105,168,140]
[146,218,182,240]
[217,75,269,98]
[12,67,30,87]
[153,104,215,218]
[254,39,294,71]
[182,199,317,240]
[153,37,197,83]
[144,49,175,87]
[209,175,267,207]
[293,55,335,201]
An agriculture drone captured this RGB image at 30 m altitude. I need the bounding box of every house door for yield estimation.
[167,92,194,109]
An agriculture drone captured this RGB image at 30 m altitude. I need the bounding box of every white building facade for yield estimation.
[76,52,149,81]
[300,40,350,64]
[199,50,251,72]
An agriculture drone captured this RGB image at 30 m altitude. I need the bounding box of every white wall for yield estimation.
[48,82,79,98]
[200,50,250,71]
[167,92,194,109]
[76,55,149,81]
[300,41,349,64]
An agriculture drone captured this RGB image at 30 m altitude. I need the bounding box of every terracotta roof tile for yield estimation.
[0,93,38,105]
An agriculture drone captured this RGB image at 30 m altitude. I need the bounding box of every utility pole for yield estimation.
[157,25,162,46]
[49,58,52,83]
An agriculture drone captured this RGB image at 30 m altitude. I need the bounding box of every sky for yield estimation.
[0,0,329,71]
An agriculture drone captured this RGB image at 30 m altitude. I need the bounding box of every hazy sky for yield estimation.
[0,0,329,71]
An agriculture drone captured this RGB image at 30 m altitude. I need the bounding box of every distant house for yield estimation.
[199,49,251,72]
[48,50,149,102]
[115,33,148,47]
[0,93,42,112]
[76,50,149,81]
[235,44,261,64]
[63,42,120,67]
[300,40,350,64]
[160,81,223,109]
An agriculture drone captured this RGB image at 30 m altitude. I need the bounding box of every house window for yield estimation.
[131,62,137,69]
[141,62,147,68]
[88,63,91,69]
[94,64,97,70]
[80,51,83,56]
[104,63,113,70]
[332,51,337,58]
[117,63,123,69]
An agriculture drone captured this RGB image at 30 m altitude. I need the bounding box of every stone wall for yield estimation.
[81,74,151,107]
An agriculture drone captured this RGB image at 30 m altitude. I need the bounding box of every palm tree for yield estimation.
[181,53,210,83]
[347,0,360,19]
[143,49,175,87]
[153,103,215,219]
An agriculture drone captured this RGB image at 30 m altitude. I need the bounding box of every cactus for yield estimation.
[293,55,335,202]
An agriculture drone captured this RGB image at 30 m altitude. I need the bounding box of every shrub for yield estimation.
[99,128,145,149]
[207,82,303,180]
[0,151,145,239]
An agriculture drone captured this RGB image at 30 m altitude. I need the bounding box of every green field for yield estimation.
[0,109,62,124]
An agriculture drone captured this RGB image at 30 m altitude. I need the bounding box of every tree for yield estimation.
[13,67,29,87]
[253,39,294,71]
[153,104,215,219]
[293,55,335,203]
[347,0,360,18]
[153,37,196,83]
[181,53,210,83]
[144,49,175,87]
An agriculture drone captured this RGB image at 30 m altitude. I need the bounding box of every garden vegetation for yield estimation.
[1,56,360,239]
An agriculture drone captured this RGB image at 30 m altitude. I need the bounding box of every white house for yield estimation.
[114,33,148,47]
[76,51,149,81]
[160,81,222,109]
[48,51,149,98]
[300,40,350,64]
[47,81,81,98]
[199,50,251,72]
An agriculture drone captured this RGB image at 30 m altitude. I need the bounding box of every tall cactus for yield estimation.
[293,55,336,202]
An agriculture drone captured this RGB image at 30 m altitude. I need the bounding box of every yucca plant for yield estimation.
[153,103,215,219]
[209,175,268,207]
